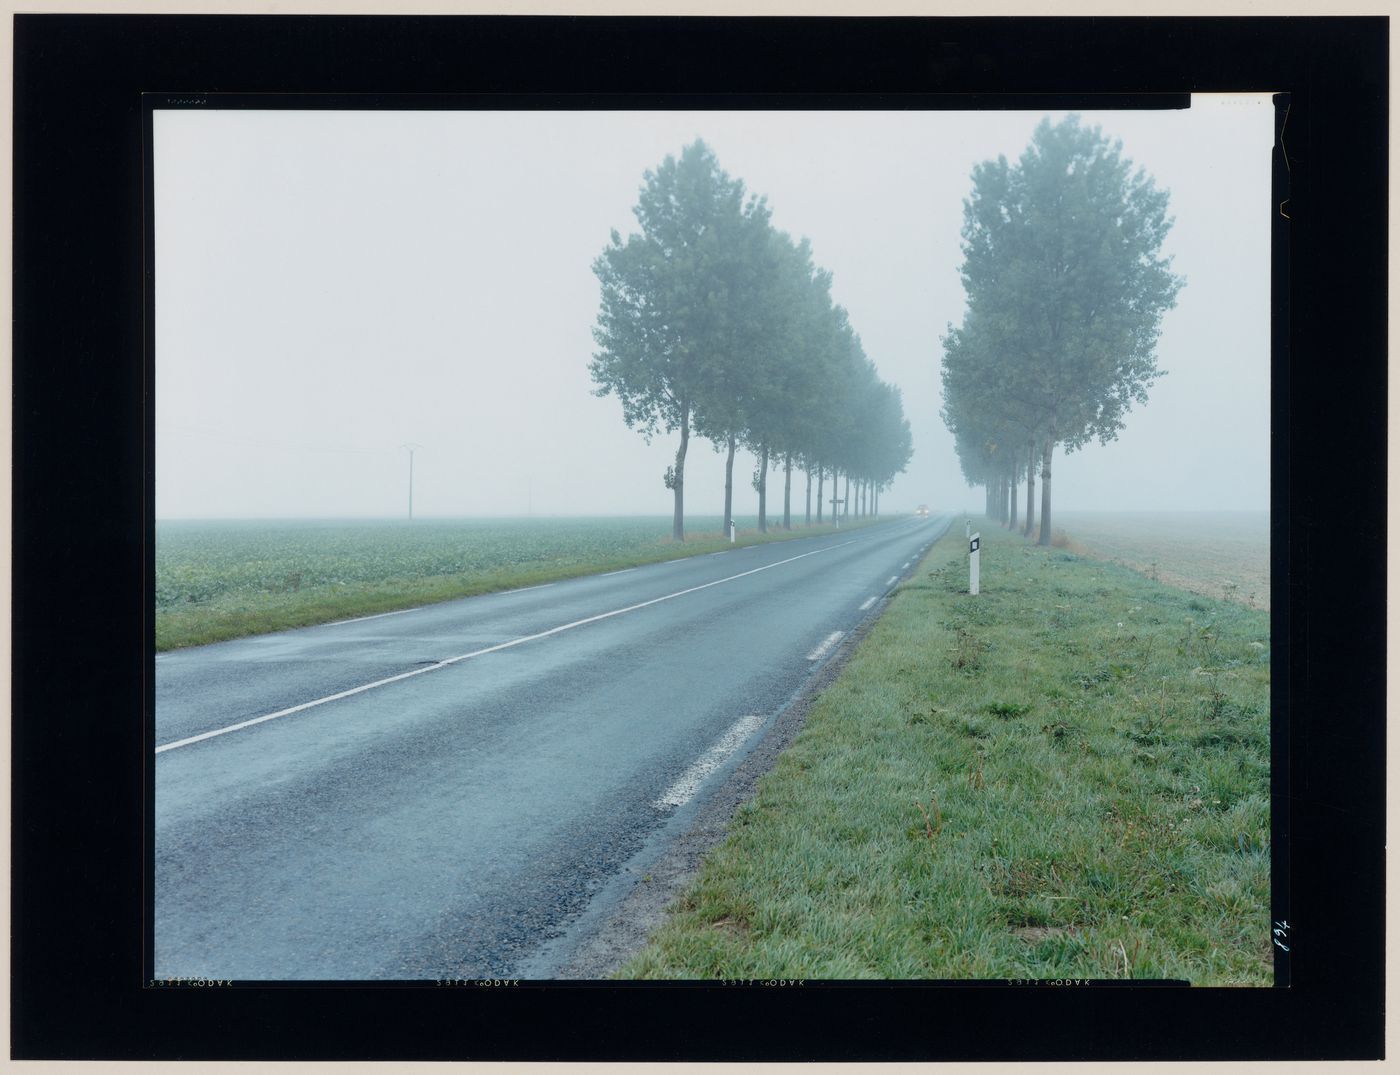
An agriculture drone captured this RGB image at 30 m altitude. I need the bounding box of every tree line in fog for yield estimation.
[590,140,913,541]
[941,116,1183,543]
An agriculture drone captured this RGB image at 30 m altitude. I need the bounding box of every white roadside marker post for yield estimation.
[969,532,981,595]
[729,519,736,544]
[965,518,971,539]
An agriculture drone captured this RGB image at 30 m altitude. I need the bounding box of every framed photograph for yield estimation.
[11,9,1386,1063]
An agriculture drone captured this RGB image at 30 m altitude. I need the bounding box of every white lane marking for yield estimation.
[902,561,911,569]
[597,567,637,577]
[157,538,857,754]
[653,714,766,809]
[886,576,898,586]
[503,582,557,594]
[806,630,844,662]
[859,596,877,611]
[322,607,423,628]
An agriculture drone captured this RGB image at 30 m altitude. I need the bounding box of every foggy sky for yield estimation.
[155,98,1274,518]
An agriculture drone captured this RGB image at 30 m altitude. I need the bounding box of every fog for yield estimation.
[155,97,1274,519]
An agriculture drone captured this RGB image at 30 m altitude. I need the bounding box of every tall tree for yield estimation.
[590,140,768,541]
[948,115,1182,542]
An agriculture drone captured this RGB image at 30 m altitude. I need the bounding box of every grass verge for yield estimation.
[156,515,892,651]
[619,518,1272,982]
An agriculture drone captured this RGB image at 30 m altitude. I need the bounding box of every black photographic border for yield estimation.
[13,13,1386,1061]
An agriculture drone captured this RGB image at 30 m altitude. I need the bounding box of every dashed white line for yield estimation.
[859,596,878,611]
[902,561,911,569]
[653,714,766,809]
[156,538,857,754]
[806,630,844,662]
[886,576,899,586]
[597,567,637,577]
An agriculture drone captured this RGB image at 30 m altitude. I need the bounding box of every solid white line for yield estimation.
[322,606,423,628]
[859,596,877,611]
[156,538,857,754]
[886,576,898,586]
[653,714,766,809]
[806,630,844,662]
[596,567,637,577]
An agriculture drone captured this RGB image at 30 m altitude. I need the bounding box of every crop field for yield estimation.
[1054,511,1270,611]
[156,514,884,650]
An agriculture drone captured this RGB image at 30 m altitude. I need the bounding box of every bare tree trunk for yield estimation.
[805,466,812,525]
[783,453,792,530]
[843,474,850,519]
[1038,440,1054,546]
[671,406,689,541]
[1009,470,1018,530]
[722,432,736,538]
[1024,441,1036,537]
[817,466,824,523]
[757,443,769,533]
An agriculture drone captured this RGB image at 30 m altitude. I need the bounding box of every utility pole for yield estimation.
[402,443,421,521]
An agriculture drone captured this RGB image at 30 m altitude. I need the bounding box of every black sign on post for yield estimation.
[969,537,980,554]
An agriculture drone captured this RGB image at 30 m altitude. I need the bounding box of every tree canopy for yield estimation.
[941,116,1183,541]
[592,139,912,538]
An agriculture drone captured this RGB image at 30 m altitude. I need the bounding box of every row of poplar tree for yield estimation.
[941,116,1183,544]
[590,140,913,542]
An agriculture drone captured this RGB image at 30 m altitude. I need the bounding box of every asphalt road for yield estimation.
[154,511,953,980]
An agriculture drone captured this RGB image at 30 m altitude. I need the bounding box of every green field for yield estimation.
[156,514,886,650]
[621,519,1272,982]
[1055,511,1270,611]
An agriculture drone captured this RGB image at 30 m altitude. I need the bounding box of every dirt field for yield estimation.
[1055,511,1271,611]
